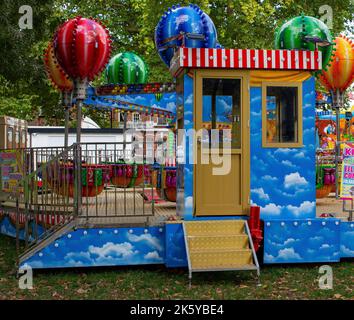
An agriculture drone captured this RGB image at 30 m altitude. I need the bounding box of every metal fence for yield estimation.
[78,142,158,220]
[0,138,176,259]
[0,145,78,257]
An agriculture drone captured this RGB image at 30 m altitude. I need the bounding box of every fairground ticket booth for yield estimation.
[171,47,320,219]
[169,47,353,279]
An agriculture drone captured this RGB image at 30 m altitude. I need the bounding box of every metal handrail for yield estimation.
[244,221,260,278]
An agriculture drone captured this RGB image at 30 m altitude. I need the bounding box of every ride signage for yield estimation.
[0,150,24,197]
[340,144,354,199]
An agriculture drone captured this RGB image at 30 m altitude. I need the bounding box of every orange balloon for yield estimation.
[317,35,354,92]
[44,42,73,92]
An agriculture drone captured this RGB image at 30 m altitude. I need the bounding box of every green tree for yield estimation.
[0,0,353,125]
[0,0,63,124]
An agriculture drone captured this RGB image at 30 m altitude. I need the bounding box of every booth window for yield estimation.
[262,83,302,148]
[202,78,241,149]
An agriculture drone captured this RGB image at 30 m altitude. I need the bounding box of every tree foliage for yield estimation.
[0,0,353,124]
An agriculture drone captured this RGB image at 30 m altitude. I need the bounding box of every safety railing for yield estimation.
[78,142,167,220]
[0,145,78,258]
[0,136,176,258]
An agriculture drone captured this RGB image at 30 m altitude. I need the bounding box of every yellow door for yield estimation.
[195,70,250,216]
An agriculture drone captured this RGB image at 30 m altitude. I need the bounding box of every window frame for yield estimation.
[133,112,141,123]
[262,81,303,148]
[7,127,13,146]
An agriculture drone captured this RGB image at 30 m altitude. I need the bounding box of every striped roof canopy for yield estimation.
[169,47,322,76]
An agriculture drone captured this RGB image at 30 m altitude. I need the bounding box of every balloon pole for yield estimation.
[74,79,88,145]
[76,100,82,145]
[64,107,70,148]
[334,89,342,199]
[123,112,128,156]
[73,78,87,217]
[62,91,73,148]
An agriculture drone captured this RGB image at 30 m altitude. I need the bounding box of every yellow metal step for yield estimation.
[190,249,253,270]
[183,220,260,283]
[187,234,249,251]
[184,220,245,236]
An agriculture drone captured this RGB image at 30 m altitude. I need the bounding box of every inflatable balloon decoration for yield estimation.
[155,4,218,67]
[275,15,333,69]
[53,16,111,144]
[44,42,74,147]
[317,35,354,93]
[316,35,354,197]
[44,42,73,92]
[105,52,149,85]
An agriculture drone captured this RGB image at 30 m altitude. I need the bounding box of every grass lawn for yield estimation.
[0,234,353,300]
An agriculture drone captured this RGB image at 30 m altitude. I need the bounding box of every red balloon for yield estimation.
[54,17,111,81]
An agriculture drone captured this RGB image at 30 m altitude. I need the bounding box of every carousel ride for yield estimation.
[84,51,177,202]
[1,4,353,275]
[44,44,178,201]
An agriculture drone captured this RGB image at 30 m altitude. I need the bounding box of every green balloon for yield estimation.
[275,15,333,69]
[105,52,149,84]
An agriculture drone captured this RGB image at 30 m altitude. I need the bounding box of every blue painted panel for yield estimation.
[264,218,341,264]
[21,226,166,269]
[176,75,186,218]
[340,221,354,258]
[250,78,316,220]
[0,211,45,241]
[0,216,24,239]
[165,223,187,268]
[181,73,195,220]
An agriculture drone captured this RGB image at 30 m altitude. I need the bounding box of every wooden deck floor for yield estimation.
[78,188,177,226]
[80,188,175,216]
[316,193,352,221]
[1,187,178,227]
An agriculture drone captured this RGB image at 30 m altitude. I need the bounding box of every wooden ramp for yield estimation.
[183,220,260,286]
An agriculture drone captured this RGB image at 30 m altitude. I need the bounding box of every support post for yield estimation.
[123,112,127,159]
[64,106,70,148]
[333,89,341,199]
[76,100,83,145]
[74,143,82,218]
[75,99,82,217]
[62,91,72,149]
[74,78,87,145]
[73,79,87,217]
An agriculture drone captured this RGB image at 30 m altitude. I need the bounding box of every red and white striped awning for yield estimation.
[169,47,322,76]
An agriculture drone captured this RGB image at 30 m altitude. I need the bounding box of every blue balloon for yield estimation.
[155,4,218,67]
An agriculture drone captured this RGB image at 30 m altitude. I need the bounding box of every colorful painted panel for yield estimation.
[250,78,316,219]
[264,219,341,264]
[165,223,187,267]
[21,226,165,269]
[85,92,176,118]
[177,73,194,220]
[340,221,354,258]
[176,75,185,217]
